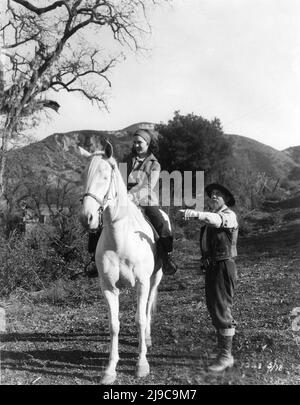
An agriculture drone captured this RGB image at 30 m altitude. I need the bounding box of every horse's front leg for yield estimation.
[101,286,120,385]
[135,279,150,378]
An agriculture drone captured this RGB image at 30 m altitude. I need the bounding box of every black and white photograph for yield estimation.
[0,0,299,388]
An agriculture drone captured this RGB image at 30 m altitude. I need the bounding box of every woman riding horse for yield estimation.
[80,141,168,383]
[86,129,177,277]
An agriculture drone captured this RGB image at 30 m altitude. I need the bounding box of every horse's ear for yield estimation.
[78,146,91,157]
[104,140,113,158]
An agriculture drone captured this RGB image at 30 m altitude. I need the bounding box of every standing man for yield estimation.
[180,183,238,372]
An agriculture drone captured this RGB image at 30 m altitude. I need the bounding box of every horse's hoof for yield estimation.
[136,363,150,378]
[101,373,116,385]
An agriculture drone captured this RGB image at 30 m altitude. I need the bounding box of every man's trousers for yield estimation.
[205,259,237,335]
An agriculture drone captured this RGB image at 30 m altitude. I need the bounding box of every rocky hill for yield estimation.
[6,129,132,188]
[9,129,298,180]
[4,127,299,215]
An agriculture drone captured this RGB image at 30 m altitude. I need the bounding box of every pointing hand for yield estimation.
[179,209,199,220]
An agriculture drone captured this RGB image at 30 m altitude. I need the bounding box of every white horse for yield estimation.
[80,141,165,385]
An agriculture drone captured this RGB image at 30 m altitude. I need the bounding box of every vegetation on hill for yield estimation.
[284,145,300,165]
[225,134,298,181]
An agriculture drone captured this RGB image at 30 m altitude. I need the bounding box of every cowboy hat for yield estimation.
[205,183,235,207]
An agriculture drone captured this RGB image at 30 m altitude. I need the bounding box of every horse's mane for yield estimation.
[108,155,146,225]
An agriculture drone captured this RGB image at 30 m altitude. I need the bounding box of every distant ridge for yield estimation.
[225,134,298,180]
[122,122,156,132]
[122,122,159,139]
[283,145,300,165]
[4,126,299,211]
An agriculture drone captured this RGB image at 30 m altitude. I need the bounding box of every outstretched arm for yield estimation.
[179,209,238,229]
[180,209,222,227]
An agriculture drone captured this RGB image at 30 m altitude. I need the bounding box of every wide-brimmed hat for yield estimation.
[205,183,235,207]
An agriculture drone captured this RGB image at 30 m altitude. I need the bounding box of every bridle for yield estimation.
[81,158,116,230]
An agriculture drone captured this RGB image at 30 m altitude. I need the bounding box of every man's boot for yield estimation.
[208,332,234,372]
[210,331,222,359]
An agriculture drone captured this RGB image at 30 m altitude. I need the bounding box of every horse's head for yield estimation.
[80,141,116,231]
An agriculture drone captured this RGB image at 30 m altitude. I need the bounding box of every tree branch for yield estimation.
[11,0,70,15]
[35,99,60,113]
[2,32,40,49]
[57,85,106,107]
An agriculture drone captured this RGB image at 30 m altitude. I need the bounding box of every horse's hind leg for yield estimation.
[101,286,120,385]
[135,279,151,378]
[146,270,163,348]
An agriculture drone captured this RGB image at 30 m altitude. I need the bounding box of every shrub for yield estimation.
[283,211,300,221]
[288,166,300,181]
[237,217,253,236]
[0,234,45,296]
[241,211,275,234]
[0,216,89,297]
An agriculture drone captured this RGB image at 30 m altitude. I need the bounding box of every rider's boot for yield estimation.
[85,230,102,278]
[84,255,98,278]
[162,252,178,275]
[159,236,178,276]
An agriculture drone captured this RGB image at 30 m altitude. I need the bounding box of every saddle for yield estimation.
[139,207,160,243]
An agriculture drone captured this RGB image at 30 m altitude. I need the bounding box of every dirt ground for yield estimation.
[0,223,299,385]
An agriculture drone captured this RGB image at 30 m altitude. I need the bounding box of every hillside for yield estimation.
[225,134,298,180]
[5,129,132,188]
[4,128,299,214]
[284,145,300,165]
[9,129,299,180]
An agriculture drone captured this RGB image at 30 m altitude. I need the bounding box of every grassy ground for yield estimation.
[0,223,299,385]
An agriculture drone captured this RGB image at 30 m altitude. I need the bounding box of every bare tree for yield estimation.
[0,0,164,196]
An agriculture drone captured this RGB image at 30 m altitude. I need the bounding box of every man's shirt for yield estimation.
[201,205,238,258]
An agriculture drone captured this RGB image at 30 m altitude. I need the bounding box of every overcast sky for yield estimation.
[33,0,300,151]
